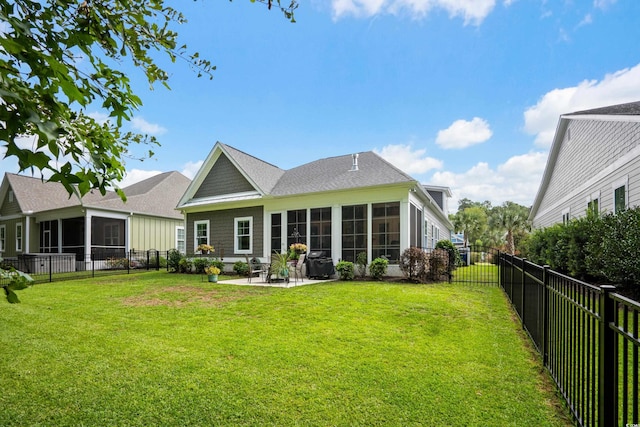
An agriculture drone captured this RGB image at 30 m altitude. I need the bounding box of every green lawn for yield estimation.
[0,272,571,426]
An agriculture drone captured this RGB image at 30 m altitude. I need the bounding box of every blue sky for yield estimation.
[4,0,640,212]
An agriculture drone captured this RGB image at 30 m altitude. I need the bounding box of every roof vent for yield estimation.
[350,153,359,171]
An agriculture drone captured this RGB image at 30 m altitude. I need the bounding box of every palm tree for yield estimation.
[489,202,531,254]
[453,206,487,247]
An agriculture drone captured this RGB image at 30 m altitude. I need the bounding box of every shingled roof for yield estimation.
[2,171,189,219]
[566,100,640,116]
[271,151,415,196]
[219,143,284,194]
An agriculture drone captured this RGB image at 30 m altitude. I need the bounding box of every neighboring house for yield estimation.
[176,142,454,274]
[0,171,190,269]
[529,101,640,228]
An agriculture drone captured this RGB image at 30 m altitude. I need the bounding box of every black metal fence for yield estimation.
[0,250,168,285]
[500,253,640,427]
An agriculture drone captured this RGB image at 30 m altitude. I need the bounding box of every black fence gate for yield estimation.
[450,245,500,285]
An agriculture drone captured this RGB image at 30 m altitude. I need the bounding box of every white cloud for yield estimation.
[430,151,547,211]
[131,116,167,136]
[435,117,492,149]
[373,144,442,175]
[181,160,204,179]
[88,111,110,125]
[332,0,496,25]
[578,13,593,26]
[594,0,617,9]
[524,63,640,147]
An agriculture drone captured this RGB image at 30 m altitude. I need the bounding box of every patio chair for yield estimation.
[293,253,306,284]
[246,256,264,283]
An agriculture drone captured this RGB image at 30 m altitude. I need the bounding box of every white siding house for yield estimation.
[529,101,640,228]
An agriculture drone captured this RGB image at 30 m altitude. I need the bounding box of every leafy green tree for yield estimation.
[0,0,296,199]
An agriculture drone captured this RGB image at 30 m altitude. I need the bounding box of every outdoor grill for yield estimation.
[305,251,335,279]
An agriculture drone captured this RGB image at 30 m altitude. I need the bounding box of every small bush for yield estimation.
[233,261,249,276]
[428,249,450,281]
[369,257,388,280]
[211,259,225,273]
[355,252,368,279]
[192,257,211,274]
[435,240,461,269]
[178,258,192,274]
[399,247,428,282]
[336,260,354,280]
[168,249,183,272]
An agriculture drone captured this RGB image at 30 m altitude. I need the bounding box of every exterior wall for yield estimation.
[186,206,264,258]
[533,118,640,228]
[193,153,255,199]
[129,215,184,252]
[0,187,21,216]
[0,217,22,257]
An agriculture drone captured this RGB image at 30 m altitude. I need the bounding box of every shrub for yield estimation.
[428,249,450,281]
[211,259,225,273]
[355,252,368,279]
[233,261,249,276]
[335,260,355,280]
[369,257,388,280]
[178,258,192,274]
[435,240,461,269]
[192,257,211,274]
[399,247,428,282]
[168,249,183,272]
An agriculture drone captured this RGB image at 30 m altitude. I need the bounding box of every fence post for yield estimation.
[542,265,550,366]
[49,255,53,283]
[521,258,527,327]
[598,285,617,427]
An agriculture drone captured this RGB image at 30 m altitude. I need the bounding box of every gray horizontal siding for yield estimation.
[194,153,255,199]
[186,206,264,257]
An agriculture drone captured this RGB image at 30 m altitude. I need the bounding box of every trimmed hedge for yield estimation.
[522,208,640,296]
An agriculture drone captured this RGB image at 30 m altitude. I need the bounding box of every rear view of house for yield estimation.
[176,142,453,274]
[529,101,640,228]
[0,171,190,270]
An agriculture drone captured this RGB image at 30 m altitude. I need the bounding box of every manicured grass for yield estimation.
[0,272,571,426]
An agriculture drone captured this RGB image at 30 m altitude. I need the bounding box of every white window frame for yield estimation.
[104,223,120,246]
[194,220,210,251]
[0,225,5,252]
[562,208,571,225]
[612,176,629,214]
[234,216,253,254]
[586,191,600,215]
[176,226,186,254]
[16,223,23,252]
[8,190,13,203]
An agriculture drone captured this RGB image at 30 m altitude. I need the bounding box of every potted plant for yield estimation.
[205,265,220,282]
[272,251,290,279]
[288,242,307,263]
[196,243,214,255]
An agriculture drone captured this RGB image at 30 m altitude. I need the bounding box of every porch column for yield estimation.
[57,219,62,253]
[84,212,92,270]
[24,215,30,253]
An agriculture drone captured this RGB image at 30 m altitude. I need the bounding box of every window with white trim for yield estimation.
[176,226,185,254]
[194,220,209,251]
[104,223,120,246]
[612,177,628,214]
[587,191,600,216]
[16,223,23,252]
[0,225,5,252]
[234,217,252,254]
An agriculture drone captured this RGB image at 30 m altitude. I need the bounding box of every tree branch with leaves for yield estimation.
[0,0,296,200]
